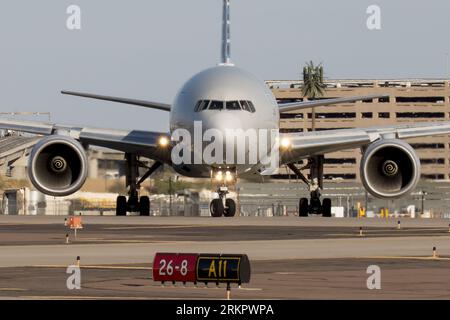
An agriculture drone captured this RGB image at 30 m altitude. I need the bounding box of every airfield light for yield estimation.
[280,137,291,149]
[158,136,169,147]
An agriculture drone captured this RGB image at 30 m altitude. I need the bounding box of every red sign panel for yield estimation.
[153,253,198,283]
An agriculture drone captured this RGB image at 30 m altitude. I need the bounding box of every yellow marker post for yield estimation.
[433,247,437,259]
[76,256,80,267]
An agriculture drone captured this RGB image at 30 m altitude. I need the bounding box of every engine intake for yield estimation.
[360,139,420,199]
[28,136,88,196]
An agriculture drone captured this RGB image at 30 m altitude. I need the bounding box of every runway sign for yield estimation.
[152,253,251,284]
[153,253,198,283]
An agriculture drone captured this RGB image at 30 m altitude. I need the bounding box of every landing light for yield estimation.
[225,171,233,182]
[215,171,223,181]
[280,137,291,149]
[158,136,169,147]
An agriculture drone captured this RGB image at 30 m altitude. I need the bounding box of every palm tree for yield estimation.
[302,61,325,131]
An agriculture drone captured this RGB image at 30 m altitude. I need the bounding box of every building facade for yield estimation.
[269,79,450,182]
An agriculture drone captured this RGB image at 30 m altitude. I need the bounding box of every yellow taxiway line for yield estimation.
[0,288,27,292]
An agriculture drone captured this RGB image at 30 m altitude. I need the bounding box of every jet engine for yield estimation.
[28,136,88,196]
[360,139,420,199]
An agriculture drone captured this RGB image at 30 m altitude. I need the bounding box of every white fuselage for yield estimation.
[169,65,280,177]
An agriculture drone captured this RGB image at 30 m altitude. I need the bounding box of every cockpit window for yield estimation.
[195,100,255,112]
[226,101,241,110]
[240,100,255,113]
[194,101,201,112]
[200,100,209,111]
[240,100,250,112]
[247,101,256,113]
[195,100,210,112]
[208,100,224,110]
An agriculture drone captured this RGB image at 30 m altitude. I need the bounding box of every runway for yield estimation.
[0,216,450,299]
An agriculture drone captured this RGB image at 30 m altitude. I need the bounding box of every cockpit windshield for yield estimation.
[240,100,256,113]
[195,100,255,112]
[209,100,224,110]
[226,101,241,110]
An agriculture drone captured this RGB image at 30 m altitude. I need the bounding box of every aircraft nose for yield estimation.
[203,112,244,132]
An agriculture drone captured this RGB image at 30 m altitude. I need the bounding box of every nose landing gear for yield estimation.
[209,169,237,217]
[209,186,237,217]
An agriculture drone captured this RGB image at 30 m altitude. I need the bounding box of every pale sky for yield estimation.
[1,0,449,132]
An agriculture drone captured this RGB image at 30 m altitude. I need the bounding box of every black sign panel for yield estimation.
[196,254,251,284]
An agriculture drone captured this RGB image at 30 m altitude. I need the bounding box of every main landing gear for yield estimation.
[115,153,162,216]
[288,155,332,218]
[209,169,237,217]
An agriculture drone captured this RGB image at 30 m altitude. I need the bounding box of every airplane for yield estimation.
[2,0,450,217]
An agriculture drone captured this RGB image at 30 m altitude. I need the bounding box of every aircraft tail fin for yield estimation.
[220,0,233,65]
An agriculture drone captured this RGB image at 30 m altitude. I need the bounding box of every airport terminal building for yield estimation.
[268,79,450,182]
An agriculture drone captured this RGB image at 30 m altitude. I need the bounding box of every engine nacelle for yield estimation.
[28,136,88,196]
[360,139,420,199]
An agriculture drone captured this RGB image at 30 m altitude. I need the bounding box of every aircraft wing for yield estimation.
[278,94,388,112]
[61,91,171,112]
[0,118,172,163]
[279,121,450,165]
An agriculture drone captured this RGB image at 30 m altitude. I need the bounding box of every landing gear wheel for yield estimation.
[116,196,127,216]
[322,198,332,217]
[299,198,309,217]
[139,196,150,216]
[224,199,236,217]
[210,199,224,217]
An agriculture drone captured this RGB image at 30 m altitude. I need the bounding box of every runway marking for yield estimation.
[154,284,263,291]
[104,225,204,230]
[19,296,151,300]
[361,256,450,261]
[0,288,27,292]
[274,272,297,275]
[74,239,156,243]
[350,228,450,232]
[20,295,261,300]
[327,233,450,237]
[32,265,152,270]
